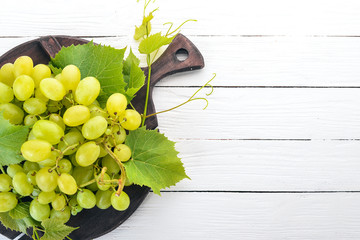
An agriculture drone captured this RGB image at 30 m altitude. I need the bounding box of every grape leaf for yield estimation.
[124,127,189,195]
[134,10,155,40]
[0,112,29,166]
[0,211,38,234]
[40,219,78,240]
[9,202,30,219]
[49,42,127,106]
[123,49,145,101]
[138,33,175,54]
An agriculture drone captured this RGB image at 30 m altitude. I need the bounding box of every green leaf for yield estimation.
[124,127,189,195]
[49,42,126,106]
[0,211,37,234]
[123,49,145,101]
[123,48,140,76]
[40,219,78,240]
[134,10,155,40]
[9,202,30,219]
[0,112,30,166]
[138,33,175,54]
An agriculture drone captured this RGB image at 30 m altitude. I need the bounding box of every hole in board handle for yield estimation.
[175,48,189,62]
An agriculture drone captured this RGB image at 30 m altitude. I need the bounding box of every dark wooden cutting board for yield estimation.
[0,34,204,240]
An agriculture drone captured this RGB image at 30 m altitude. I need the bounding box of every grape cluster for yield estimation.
[0,56,141,224]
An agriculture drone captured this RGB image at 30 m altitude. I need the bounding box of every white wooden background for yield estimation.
[2,0,360,239]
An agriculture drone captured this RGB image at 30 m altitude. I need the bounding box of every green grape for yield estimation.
[60,65,81,92]
[38,151,58,167]
[52,194,66,211]
[38,191,56,204]
[106,93,127,117]
[58,159,72,173]
[32,120,64,145]
[75,205,83,213]
[82,116,108,140]
[0,63,15,86]
[99,145,108,158]
[6,164,24,178]
[34,87,49,103]
[87,181,99,192]
[113,144,132,162]
[12,172,33,196]
[13,56,33,77]
[0,103,24,124]
[58,173,77,195]
[68,197,78,208]
[23,114,37,126]
[36,167,58,192]
[49,113,66,130]
[23,98,47,115]
[32,64,51,87]
[58,130,84,155]
[29,199,50,221]
[77,189,96,209]
[96,173,111,191]
[102,155,120,176]
[111,191,130,211]
[72,165,93,186]
[112,125,126,144]
[0,82,14,103]
[39,78,66,101]
[21,139,52,162]
[47,100,62,113]
[63,105,90,127]
[32,188,41,197]
[55,73,62,81]
[76,141,100,167]
[12,75,35,101]
[121,109,141,131]
[88,104,108,119]
[0,174,12,192]
[96,189,113,209]
[50,206,71,223]
[0,192,18,212]
[74,77,100,106]
[124,176,133,187]
[23,161,40,172]
[70,154,80,167]
[26,170,37,185]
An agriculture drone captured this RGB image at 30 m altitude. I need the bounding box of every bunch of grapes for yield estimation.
[0,56,142,224]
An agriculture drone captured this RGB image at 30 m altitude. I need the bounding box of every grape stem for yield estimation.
[53,143,79,173]
[102,143,126,196]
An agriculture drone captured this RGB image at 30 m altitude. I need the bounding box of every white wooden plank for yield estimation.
[1,0,360,36]
[97,192,360,240]
[172,140,360,191]
[3,36,360,87]
[152,88,360,139]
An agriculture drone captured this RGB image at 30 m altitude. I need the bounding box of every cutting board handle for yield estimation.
[143,33,205,87]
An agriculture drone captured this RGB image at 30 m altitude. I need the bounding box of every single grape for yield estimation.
[68,197,78,207]
[34,87,49,103]
[76,141,100,167]
[49,113,66,130]
[63,105,90,127]
[58,130,84,155]
[102,155,120,176]
[52,194,66,211]
[58,173,77,195]
[124,176,133,187]
[61,95,73,109]
[58,159,72,173]
[38,151,58,167]
[96,172,111,191]
[32,120,64,145]
[32,188,41,197]
[88,104,108,119]
[36,167,58,192]
[12,75,35,101]
[37,191,56,204]
[77,189,96,209]
[82,116,108,140]
[12,172,33,196]
[50,206,71,223]
[86,181,99,192]
[72,165,94,186]
[6,164,24,178]
[0,103,24,124]
[60,65,81,92]
[112,125,127,144]
[0,192,18,212]
[0,174,12,192]
[111,191,130,211]
[47,100,63,113]
[29,199,50,221]
[113,144,132,162]
[99,145,108,158]
[21,139,52,162]
[0,82,14,103]
[23,98,47,115]
[0,63,15,86]
[26,170,37,185]
[13,56,33,77]
[32,64,51,87]
[23,161,40,172]
[106,93,127,117]
[39,78,66,101]
[121,109,141,131]
[96,189,113,209]
[74,77,100,106]
[23,115,37,126]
